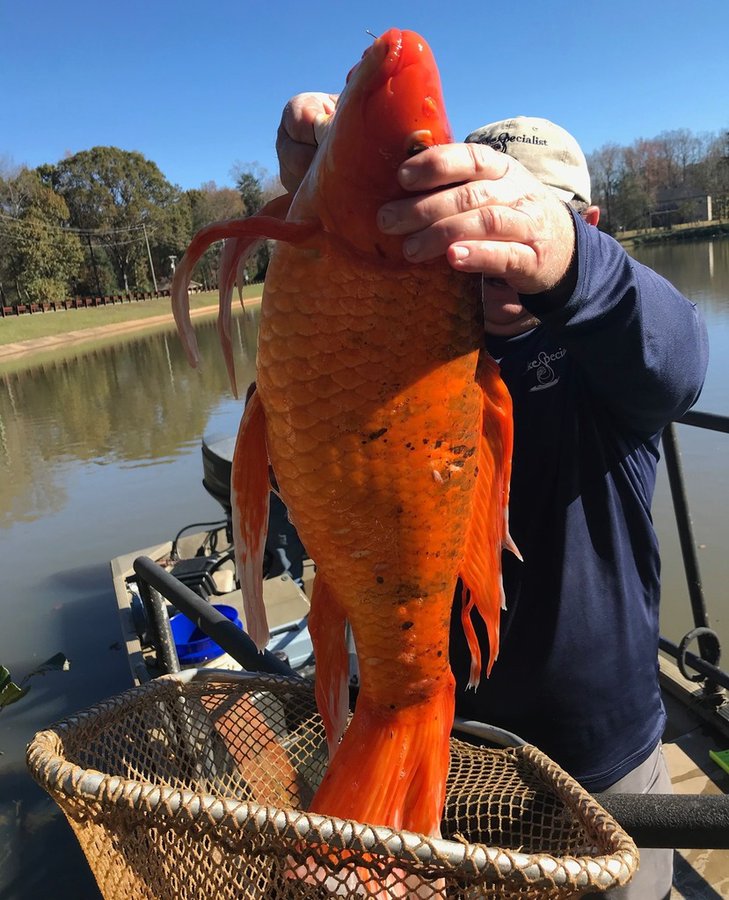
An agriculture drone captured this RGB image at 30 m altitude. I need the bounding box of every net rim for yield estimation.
[26,670,639,891]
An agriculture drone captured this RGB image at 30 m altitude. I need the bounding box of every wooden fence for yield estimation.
[0,288,184,318]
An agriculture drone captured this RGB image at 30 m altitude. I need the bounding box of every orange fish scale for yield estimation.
[258,242,483,705]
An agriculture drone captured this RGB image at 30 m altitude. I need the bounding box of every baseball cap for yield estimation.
[465,116,591,205]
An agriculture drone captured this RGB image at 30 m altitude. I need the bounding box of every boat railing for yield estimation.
[659,409,729,706]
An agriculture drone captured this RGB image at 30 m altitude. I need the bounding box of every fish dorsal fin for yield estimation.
[171,193,319,380]
[230,388,271,650]
[459,353,518,685]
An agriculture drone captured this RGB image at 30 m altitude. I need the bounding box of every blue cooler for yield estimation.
[169,604,242,665]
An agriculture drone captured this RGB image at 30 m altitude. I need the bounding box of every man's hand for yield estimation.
[275,92,338,194]
[377,143,577,295]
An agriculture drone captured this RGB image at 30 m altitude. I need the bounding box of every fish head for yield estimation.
[297,28,453,259]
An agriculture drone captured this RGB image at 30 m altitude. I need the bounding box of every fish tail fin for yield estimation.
[309,682,454,838]
[231,389,271,649]
[204,692,301,807]
[459,353,517,685]
[308,574,350,759]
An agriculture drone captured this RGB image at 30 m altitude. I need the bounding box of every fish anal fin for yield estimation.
[459,353,517,685]
[231,390,271,649]
[308,574,349,759]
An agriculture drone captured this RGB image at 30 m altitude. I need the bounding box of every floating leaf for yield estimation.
[0,667,28,709]
[0,654,69,715]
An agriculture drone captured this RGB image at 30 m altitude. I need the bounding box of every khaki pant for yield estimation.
[585,742,673,900]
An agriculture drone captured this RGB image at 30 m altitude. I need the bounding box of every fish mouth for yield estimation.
[379,29,427,85]
[346,29,419,88]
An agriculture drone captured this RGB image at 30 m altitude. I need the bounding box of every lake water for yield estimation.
[1,239,728,898]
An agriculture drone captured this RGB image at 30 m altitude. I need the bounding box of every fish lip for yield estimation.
[355,28,406,82]
[346,29,429,102]
[379,28,404,74]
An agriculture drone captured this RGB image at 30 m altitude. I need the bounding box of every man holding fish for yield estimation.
[276,93,708,900]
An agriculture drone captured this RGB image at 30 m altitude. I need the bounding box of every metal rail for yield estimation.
[132,555,300,680]
[659,410,728,701]
[593,793,729,849]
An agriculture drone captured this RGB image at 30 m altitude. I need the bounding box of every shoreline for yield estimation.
[0,298,261,363]
[615,219,729,248]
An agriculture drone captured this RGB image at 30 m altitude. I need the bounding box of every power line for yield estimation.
[0,223,156,248]
[0,211,152,237]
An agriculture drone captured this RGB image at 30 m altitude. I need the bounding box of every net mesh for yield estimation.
[27,672,637,898]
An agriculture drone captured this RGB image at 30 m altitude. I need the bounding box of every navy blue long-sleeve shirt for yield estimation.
[450,213,709,791]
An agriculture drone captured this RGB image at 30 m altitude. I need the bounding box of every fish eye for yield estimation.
[406,142,430,157]
[405,130,434,157]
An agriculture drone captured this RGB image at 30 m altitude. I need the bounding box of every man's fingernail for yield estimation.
[452,245,470,260]
[378,207,396,230]
[313,113,330,145]
[399,165,417,187]
[404,236,420,257]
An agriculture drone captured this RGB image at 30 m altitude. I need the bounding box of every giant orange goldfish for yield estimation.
[171,28,514,840]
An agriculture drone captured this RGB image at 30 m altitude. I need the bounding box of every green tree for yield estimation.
[228,164,281,281]
[46,147,189,293]
[234,166,265,215]
[0,168,83,304]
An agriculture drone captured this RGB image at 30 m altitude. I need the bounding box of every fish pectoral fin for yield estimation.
[231,389,271,649]
[308,575,350,759]
[503,528,522,562]
[170,192,319,379]
[216,194,300,397]
[217,236,263,398]
[459,354,517,685]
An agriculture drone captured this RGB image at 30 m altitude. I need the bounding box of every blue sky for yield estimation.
[2,0,727,191]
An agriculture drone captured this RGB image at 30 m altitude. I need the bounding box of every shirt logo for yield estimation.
[525,348,566,391]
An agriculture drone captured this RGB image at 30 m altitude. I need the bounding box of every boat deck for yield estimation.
[660,659,729,898]
[111,538,314,685]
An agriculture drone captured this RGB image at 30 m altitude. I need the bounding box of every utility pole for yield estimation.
[86,234,102,296]
[142,223,158,291]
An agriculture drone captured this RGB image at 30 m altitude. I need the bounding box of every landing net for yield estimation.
[27,672,637,898]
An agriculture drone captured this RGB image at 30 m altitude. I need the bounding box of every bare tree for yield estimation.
[587,143,624,233]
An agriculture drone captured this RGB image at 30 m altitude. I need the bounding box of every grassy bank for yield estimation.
[0,286,263,347]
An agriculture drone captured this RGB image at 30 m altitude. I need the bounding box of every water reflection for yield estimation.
[633,238,729,416]
[0,311,260,528]
[634,238,729,321]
